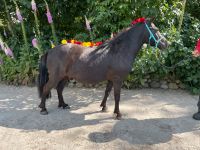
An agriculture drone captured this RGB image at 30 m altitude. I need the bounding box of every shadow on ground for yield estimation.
[0,86,109,131]
[89,116,200,145]
[0,86,199,145]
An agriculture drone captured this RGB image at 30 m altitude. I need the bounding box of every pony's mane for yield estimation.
[93,25,137,53]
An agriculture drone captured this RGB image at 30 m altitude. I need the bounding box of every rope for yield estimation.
[155,51,193,71]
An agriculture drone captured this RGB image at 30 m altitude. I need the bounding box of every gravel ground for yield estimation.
[0,85,199,150]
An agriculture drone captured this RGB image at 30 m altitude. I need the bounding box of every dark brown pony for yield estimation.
[38,19,169,119]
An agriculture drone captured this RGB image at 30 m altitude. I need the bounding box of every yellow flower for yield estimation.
[86,42,91,47]
[82,42,88,47]
[61,39,67,44]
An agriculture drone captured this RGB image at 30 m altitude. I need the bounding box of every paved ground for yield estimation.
[0,84,199,150]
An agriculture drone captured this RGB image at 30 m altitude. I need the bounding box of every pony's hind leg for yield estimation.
[39,86,51,115]
[100,80,113,112]
[57,79,70,109]
[39,77,58,115]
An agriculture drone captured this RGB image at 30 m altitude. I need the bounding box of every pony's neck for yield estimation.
[115,24,145,60]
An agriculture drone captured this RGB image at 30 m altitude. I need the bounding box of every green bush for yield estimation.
[0,0,199,94]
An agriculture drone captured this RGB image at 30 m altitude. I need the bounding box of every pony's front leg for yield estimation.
[113,79,122,120]
[193,95,200,120]
[100,80,113,112]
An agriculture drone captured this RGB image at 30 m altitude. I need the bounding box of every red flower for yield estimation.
[95,42,103,46]
[131,17,146,25]
[74,41,82,45]
[195,38,200,52]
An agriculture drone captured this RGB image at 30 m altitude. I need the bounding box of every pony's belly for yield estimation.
[76,77,103,84]
[72,76,104,84]
[68,69,106,84]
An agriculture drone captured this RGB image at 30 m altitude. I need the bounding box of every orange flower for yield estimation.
[71,40,75,44]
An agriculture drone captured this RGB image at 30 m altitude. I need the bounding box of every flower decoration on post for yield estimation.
[31,0,37,11]
[16,8,23,22]
[46,7,53,24]
[131,17,146,25]
[192,38,200,57]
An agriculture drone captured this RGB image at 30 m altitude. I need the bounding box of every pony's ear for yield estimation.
[146,17,155,23]
[150,17,156,22]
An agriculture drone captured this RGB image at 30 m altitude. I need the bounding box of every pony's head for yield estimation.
[143,19,169,50]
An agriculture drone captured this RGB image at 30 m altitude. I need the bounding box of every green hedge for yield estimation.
[0,0,200,94]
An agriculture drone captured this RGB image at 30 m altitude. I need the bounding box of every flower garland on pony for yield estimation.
[57,18,146,48]
[61,39,102,47]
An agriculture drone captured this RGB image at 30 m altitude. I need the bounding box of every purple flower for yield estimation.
[32,38,38,48]
[0,57,3,65]
[46,8,53,24]
[31,0,37,11]
[16,8,23,22]
[4,47,14,58]
[0,41,4,51]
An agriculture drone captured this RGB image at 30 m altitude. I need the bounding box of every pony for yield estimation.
[37,18,169,119]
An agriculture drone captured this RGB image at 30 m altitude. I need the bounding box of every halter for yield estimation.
[144,22,192,70]
[131,18,163,48]
[131,18,192,71]
[144,22,163,49]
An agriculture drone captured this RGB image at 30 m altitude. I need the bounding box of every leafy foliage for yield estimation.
[0,0,200,94]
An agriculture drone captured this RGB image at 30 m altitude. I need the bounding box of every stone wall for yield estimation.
[67,77,185,90]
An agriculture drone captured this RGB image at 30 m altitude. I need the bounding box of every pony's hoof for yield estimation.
[101,106,108,112]
[40,110,48,115]
[193,112,200,120]
[63,104,70,109]
[113,113,122,120]
[58,103,70,109]
[38,104,43,109]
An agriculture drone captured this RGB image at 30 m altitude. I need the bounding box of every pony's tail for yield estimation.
[37,53,51,99]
